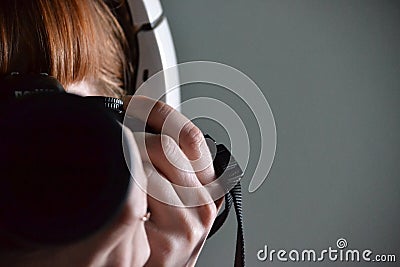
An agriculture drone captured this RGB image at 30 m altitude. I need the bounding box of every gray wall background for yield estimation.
[162,1,400,266]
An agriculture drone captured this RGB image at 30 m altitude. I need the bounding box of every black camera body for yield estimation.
[0,73,243,243]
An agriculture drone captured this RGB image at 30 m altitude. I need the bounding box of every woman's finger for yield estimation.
[144,163,217,244]
[124,96,215,185]
[136,134,215,207]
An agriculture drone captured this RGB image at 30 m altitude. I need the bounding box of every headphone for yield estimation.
[110,0,181,109]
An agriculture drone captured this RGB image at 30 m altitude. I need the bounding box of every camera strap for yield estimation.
[205,138,245,267]
[208,182,245,267]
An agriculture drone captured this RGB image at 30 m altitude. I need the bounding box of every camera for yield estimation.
[0,73,243,243]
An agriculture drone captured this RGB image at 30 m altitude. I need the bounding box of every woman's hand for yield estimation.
[123,95,224,267]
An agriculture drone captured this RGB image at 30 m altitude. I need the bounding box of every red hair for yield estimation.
[0,0,128,97]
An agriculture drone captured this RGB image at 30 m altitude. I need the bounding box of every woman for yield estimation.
[0,0,221,266]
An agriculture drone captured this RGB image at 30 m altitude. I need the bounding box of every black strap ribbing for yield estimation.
[206,139,245,267]
[207,184,245,267]
[231,182,245,267]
